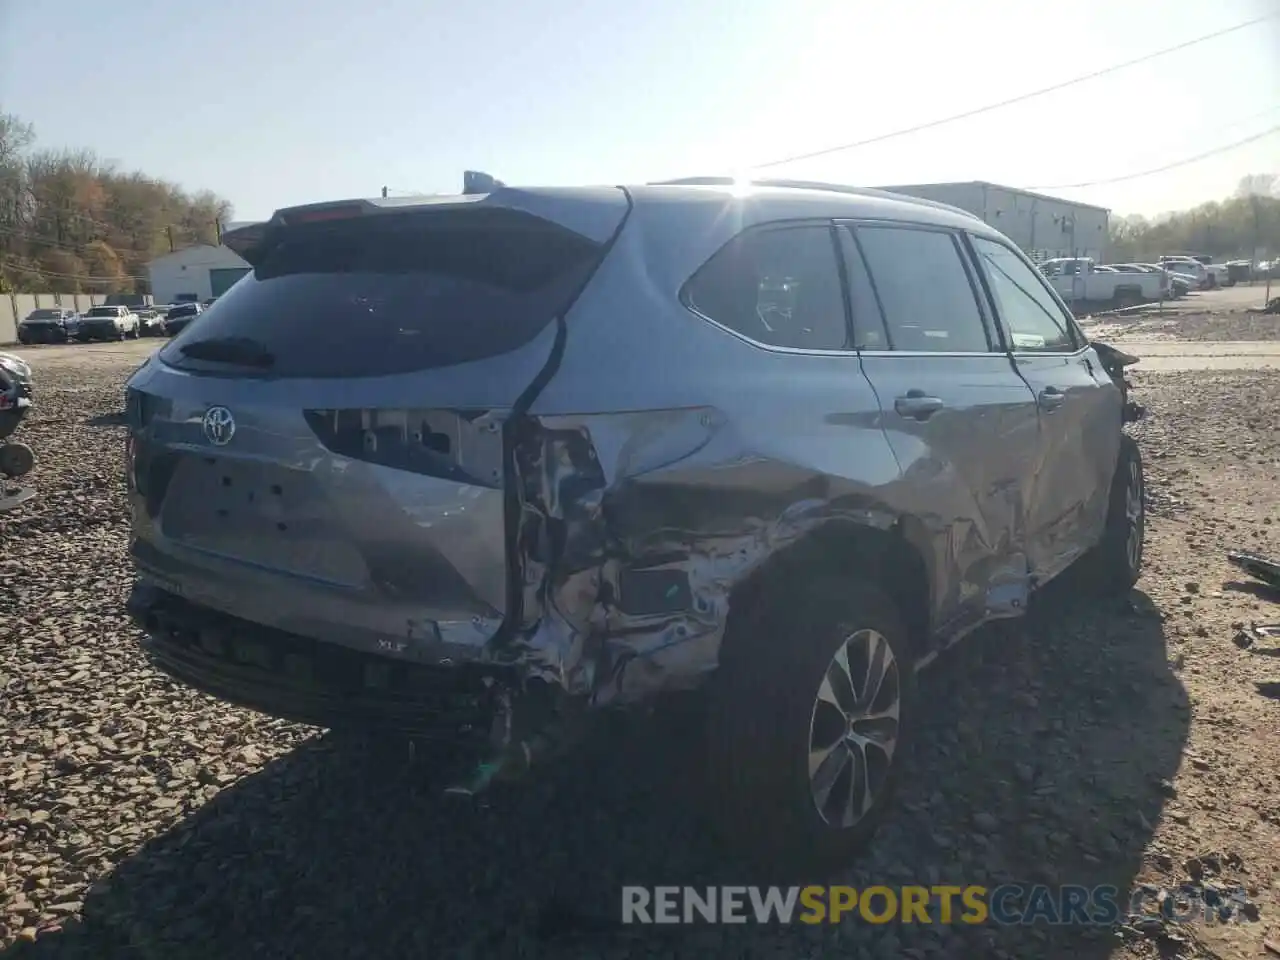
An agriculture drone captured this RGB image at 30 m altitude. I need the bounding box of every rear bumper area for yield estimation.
[78,326,120,340]
[127,582,506,741]
[17,326,67,343]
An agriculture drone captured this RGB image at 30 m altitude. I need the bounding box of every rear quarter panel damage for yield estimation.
[504,405,926,707]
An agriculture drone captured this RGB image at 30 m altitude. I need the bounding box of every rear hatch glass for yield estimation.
[158,207,603,379]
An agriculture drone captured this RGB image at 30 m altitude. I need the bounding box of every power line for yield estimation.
[0,257,148,282]
[752,14,1277,170]
[1023,125,1280,189]
[0,224,170,259]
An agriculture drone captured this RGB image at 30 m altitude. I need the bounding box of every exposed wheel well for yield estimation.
[719,520,932,670]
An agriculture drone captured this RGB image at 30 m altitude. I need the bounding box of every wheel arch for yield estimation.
[719,517,933,672]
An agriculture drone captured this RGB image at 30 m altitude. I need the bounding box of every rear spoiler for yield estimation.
[223,176,626,269]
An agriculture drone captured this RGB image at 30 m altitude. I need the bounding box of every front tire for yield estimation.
[1084,435,1144,594]
[706,578,916,876]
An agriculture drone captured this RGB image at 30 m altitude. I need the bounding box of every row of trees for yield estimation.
[1,105,1273,292]
[0,111,234,294]
[1108,174,1280,264]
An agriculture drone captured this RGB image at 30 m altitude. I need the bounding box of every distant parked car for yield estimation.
[1158,256,1211,289]
[17,308,78,344]
[1161,266,1201,294]
[1040,257,1166,307]
[135,307,168,337]
[1131,264,1189,297]
[1204,263,1231,287]
[163,302,203,336]
[1226,260,1256,284]
[78,305,140,342]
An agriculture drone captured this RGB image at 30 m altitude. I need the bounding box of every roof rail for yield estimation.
[649,176,980,221]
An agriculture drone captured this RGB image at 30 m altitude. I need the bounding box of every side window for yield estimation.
[683,224,850,351]
[852,225,992,353]
[970,236,1075,352]
[835,226,889,349]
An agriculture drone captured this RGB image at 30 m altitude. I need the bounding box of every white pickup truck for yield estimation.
[77,305,140,342]
[1039,257,1168,309]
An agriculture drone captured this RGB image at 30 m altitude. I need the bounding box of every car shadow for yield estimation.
[9,579,1186,960]
[83,413,127,429]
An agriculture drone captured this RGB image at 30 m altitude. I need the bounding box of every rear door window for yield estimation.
[682,223,850,351]
[851,225,993,352]
[969,236,1077,352]
[158,208,603,378]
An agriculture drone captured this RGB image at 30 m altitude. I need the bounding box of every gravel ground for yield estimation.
[2,346,1279,959]
[1082,294,1280,343]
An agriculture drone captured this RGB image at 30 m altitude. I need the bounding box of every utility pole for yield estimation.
[1251,193,1261,287]
[166,226,175,253]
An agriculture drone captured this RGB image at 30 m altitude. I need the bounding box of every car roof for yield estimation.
[260,179,993,238]
[626,180,993,232]
[238,180,1007,293]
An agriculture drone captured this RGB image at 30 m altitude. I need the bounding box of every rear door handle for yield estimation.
[894,390,945,421]
[1038,386,1066,411]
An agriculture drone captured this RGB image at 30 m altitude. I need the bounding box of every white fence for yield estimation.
[0,292,111,345]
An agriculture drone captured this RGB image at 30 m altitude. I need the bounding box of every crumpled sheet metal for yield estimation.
[494,407,943,707]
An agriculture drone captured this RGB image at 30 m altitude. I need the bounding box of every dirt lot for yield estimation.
[2,331,1279,959]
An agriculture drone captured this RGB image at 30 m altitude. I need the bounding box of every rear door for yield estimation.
[838,221,1040,624]
[966,233,1120,581]
[126,193,627,654]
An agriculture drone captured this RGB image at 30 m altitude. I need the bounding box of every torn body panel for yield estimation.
[499,388,1045,706]
[502,407,905,705]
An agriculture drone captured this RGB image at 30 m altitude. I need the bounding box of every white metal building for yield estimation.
[875,181,1110,262]
[147,244,251,304]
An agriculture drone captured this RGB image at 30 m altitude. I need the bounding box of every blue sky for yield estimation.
[3,0,1277,221]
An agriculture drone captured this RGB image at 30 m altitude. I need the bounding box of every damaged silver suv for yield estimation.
[124,178,1145,872]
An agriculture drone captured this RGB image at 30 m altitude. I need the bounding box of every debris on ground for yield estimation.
[1227,551,1280,591]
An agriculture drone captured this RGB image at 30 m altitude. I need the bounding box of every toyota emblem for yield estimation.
[202,406,236,446]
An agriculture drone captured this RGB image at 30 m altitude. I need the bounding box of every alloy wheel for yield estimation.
[1125,457,1144,574]
[808,628,901,828]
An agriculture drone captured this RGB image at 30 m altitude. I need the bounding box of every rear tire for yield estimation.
[705,577,916,877]
[1082,435,1144,595]
[1113,287,1144,310]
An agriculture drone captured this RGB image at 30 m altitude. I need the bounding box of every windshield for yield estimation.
[159,208,601,378]
[167,304,198,318]
[86,307,118,317]
[27,309,63,320]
